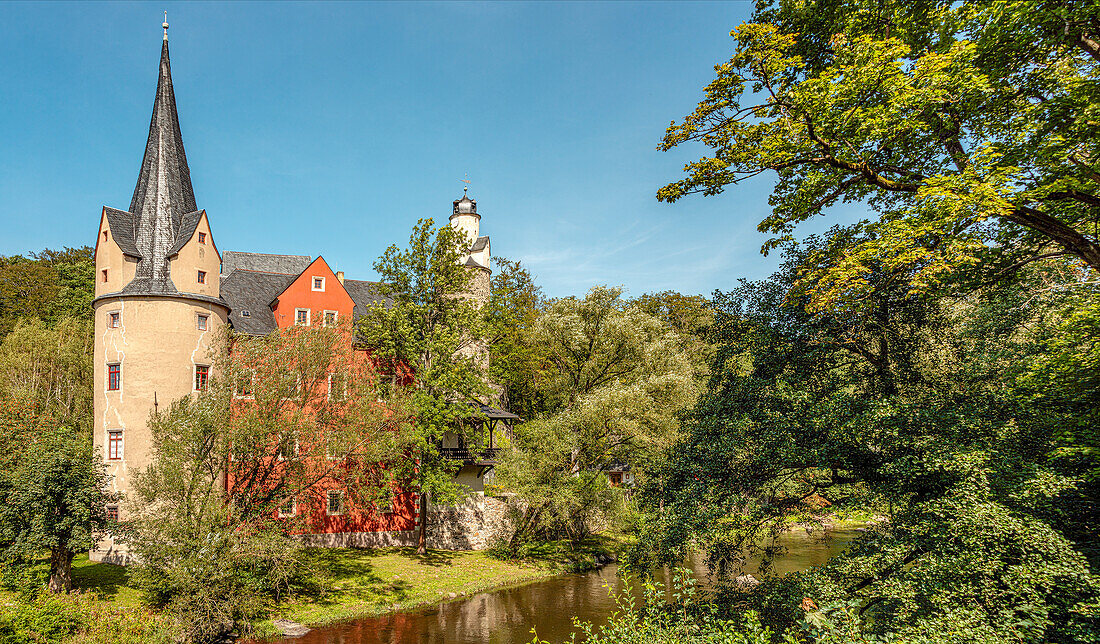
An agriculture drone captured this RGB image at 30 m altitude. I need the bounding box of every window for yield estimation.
[108,311,120,328]
[323,310,338,326]
[102,230,108,242]
[295,308,310,326]
[194,364,209,391]
[107,364,121,391]
[196,314,208,331]
[234,369,254,398]
[312,276,325,291]
[197,270,206,284]
[241,310,251,318]
[108,430,123,460]
[278,498,296,518]
[376,494,393,515]
[106,505,119,522]
[326,490,344,516]
[328,372,347,402]
[101,269,108,283]
[277,434,299,461]
[198,232,206,244]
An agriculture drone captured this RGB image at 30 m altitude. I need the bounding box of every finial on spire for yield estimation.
[162,11,169,41]
[461,174,471,196]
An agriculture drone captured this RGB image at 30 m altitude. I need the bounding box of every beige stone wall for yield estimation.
[92,296,228,520]
[168,212,221,298]
[450,213,480,247]
[94,212,138,297]
[426,493,517,550]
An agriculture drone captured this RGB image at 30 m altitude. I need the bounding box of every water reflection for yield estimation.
[261,528,861,644]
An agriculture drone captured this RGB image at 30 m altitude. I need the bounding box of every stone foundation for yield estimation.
[296,530,417,548]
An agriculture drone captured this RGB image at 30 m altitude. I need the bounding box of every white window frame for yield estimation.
[295,308,310,326]
[277,435,299,461]
[106,429,123,461]
[323,310,338,326]
[327,372,348,402]
[278,497,296,518]
[196,313,208,331]
[376,493,393,515]
[326,490,344,516]
[312,276,325,292]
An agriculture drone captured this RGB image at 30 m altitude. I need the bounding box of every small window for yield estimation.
[198,232,206,244]
[312,277,325,291]
[326,490,344,516]
[296,309,310,326]
[107,364,121,391]
[102,230,108,242]
[197,270,206,284]
[106,505,119,522]
[234,369,254,398]
[278,434,299,461]
[101,269,108,283]
[196,314,208,331]
[107,430,123,460]
[376,494,393,515]
[108,311,121,328]
[241,310,251,318]
[278,498,296,518]
[323,310,338,326]
[327,372,347,402]
[194,364,210,391]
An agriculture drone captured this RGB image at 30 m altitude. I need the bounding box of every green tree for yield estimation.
[0,247,94,336]
[658,1,1100,311]
[357,218,490,554]
[634,245,1100,642]
[128,322,410,642]
[498,286,697,545]
[0,400,115,593]
[486,256,548,420]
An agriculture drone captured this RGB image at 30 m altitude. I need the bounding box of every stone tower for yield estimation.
[450,188,491,304]
[91,25,227,556]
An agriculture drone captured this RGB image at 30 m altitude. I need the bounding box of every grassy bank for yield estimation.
[261,534,629,634]
[0,534,630,641]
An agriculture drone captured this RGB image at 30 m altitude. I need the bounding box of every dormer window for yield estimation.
[312,277,325,292]
[197,270,206,284]
[198,232,206,244]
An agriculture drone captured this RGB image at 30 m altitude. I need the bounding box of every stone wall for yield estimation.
[425,493,517,551]
[297,530,418,549]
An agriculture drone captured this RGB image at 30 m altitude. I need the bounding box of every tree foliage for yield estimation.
[356,218,490,553]
[659,0,1100,311]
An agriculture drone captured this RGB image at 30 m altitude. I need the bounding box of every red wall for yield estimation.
[271,257,355,330]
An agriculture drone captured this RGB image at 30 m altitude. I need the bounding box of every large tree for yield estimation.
[659,0,1100,311]
[357,218,490,554]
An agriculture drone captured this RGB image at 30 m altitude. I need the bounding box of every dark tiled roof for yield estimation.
[470,236,489,252]
[103,207,141,258]
[220,270,295,335]
[167,211,203,257]
[221,251,312,277]
[344,279,392,320]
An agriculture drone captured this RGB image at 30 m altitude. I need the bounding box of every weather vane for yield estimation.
[460,174,471,196]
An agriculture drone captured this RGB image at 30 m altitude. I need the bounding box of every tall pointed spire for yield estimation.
[126,21,198,292]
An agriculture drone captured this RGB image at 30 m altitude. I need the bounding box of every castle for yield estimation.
[90,24,510,560]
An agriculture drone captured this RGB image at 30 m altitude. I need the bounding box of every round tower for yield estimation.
[449,187,491,305]
[91,26,228,562]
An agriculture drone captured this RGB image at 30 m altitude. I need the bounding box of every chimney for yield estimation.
[336,271,345,284]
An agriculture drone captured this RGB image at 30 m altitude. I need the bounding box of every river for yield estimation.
[261,527,861,644]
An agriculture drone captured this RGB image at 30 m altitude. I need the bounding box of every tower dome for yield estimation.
[452,189,478,216]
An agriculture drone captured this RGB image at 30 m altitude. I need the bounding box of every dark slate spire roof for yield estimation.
[121,35,201,294]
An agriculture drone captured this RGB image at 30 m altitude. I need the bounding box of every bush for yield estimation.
[0,590,178,644]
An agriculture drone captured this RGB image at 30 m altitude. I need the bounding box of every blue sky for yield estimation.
[0,1,862,298]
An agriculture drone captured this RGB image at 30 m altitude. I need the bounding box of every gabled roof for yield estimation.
[167,210,204,257]
[470,236,489,252]
[219,270,295,335]
[344,279,392,319]
[221,251,313,277]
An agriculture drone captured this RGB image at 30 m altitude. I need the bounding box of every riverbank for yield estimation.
[256,535,628,638]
